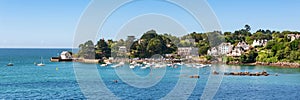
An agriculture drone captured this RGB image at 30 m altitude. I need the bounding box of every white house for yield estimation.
[227,47,244,57]
[217,43,233,55]
[287,34,300,42]
[185,39,195,43]
[207,43,233,56]
[237,41,250,50]
[60,51,72,60]
[252,39,268,47]
[177,47,199,58]
[207,47,218,56]
[118,46,127,53]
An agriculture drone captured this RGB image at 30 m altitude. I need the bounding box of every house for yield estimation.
[51,51,73,62]
[60,51,72,60]
[287,34,300,42]
[207,47,218,56]
[177,47,199,58]
[252,39,268,47]
[118,46,127,53]
[185,39,195,43]
[217,43,233,55]
[236,41,250,51]
[227,47,244,57]
[207,43,233,56]
[127,36,136,41]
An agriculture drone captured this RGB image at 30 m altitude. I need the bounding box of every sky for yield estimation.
[0,0,300,48]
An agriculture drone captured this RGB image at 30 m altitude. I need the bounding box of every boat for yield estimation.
[106,62,112,65]
[194,64,210,68]
[37,57,45,66]
[100,64,107,67]
[175,63,182,66]
[6,58,14,66]
[140,66,147,69]
[7,63,14,66]
[166,63,173,67]
[129,65,135,69]
[194,64,204,68]
[141,64,151,69]
[111,62,124,68]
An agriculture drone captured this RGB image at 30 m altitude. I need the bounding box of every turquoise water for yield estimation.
[0,49,299,99]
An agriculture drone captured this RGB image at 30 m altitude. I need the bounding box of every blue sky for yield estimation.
[0,0,299,48]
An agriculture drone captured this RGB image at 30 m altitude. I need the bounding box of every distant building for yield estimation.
[177,47,199,58]
[218,43,233,55]
[60,51,72,60]
[252,39,268,47]
[236,41,250,51]
[227,47,244,57]
[207,47,218,56]
[127,36,136,41]
[207,43,233,56]
[118,46,127,53]
[287,34,300,42]
[185,39,195,43]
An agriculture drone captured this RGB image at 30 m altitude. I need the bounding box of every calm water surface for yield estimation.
[0,49,299,99]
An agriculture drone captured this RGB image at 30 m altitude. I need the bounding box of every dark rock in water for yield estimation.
[189,75,200,78]
[223,71,269,76]
[113,80,118,83]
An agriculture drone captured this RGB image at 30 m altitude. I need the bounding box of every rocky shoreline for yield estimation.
[71,58,300,68]
[226,61,300,68]
[255,62,300,68]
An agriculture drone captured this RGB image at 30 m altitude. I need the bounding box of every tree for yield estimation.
[78,40,95,59]
[247,50,258,62]
[147,38,165,57]
[129,30,177,58]
[198,45,210,56]
[96,39,111,59]
[245,24,251,32]
[275,50,285,61]
[290,39,300,50]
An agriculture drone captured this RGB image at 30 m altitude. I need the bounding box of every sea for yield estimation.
[0,48,299,99]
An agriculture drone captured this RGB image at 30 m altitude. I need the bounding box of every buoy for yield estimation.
[56,67,59,71]
[113,80,118,83]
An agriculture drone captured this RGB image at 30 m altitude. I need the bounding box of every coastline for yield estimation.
[226,61,300,68]
[71,58,300,68]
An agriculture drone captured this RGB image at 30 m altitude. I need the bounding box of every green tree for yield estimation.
[245,24,251,32]
[78,40,95,59]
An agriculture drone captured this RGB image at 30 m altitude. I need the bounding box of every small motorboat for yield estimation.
[111,62,124,68]
[175,63,182,66]
[7,58,14,66]
[100,64,107,67]
[7,63,14,66]
[37,63,45,66]
[129,65,135,69]
[166,63,173,67]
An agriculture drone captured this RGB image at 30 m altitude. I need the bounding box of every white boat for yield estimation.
[175,63,182,66]
[100,64,107,67]
[106,62,112,65]
[37,57,45,66]
[7,58,14,66]
[129,65,135,69]
[166,64,173,67]
[194,64,210,68]
[130,61,136,65]
[153,63,165,68]
[111,62,124,68]
[7,63,14,66]
[140,66,147,69]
